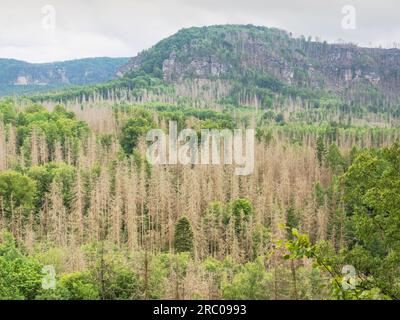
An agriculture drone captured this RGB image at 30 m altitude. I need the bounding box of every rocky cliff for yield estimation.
[120,25,400,104]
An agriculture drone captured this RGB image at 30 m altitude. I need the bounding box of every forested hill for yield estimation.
[2,25,400,301]
[120,24,400,106]
[0,57,129,96]
[24,24,400,115]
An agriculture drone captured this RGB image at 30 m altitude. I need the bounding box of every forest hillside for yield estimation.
[0,57,129,96]
[0,25,399,300]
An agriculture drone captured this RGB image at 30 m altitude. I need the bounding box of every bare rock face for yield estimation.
[120,25,400,102]
[12,67,71,86]
[14,76,29,86]
[162,52,230,81]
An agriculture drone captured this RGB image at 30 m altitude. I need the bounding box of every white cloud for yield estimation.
[0,31,134,63]
[0,0,399,63]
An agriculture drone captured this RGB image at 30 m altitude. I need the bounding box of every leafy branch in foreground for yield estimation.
[279,228,392,300]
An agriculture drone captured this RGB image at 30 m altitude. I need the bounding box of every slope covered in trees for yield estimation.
[0,57,129,96]
[0,97,399,300]
[121,25,400,107]
[0,24,399,301]
[29,25,400,128]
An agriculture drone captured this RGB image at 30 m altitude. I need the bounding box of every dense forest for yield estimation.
[0,24,400,300]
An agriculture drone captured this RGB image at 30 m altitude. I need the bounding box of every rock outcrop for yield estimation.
[120,25,400,103]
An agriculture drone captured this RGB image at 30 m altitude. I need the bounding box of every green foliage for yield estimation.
[0,99,18,124]
[100,266,142,300]
[316,135,326,167]
[13,103,89,162]
[0,171,36,218]
[222,257,272,300]
[121,109,156,154]
[341,143,400,299]
[295,266,327,300]
[174,216,194,254]
[83,243,144,300]
[275,113,285,125]
[56,272,99,300]
[0,232,43,300]
[29,75,170,104]
[286,201,301,245]
[251,224,269,258]
[227,198,254,235]
[256,127,274,145]
[281,228,391,300]
[27,162,75,211]
[314,182,325,207]
[327,143,344,174]
[36,271,99,300]
[142,253,169,299]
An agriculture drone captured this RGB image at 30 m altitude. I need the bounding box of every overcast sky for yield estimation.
[0,0,399,63]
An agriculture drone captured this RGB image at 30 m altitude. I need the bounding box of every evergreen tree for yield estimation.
[326,143,344,173]
[316,135,326,167]
[230,198,253,236]
[174,216,194,254]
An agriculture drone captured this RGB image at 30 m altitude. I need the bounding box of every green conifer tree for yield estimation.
[174,216,194,254]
